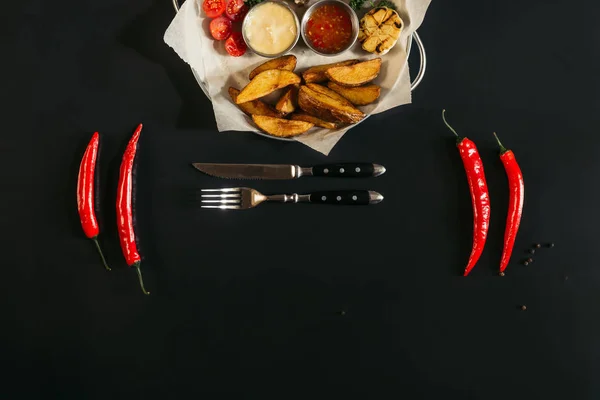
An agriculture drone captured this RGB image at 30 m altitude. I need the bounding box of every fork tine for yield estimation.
[200,188,244,210]
[200,194,241,198]
[201,188,241,192]
[201,205,241,209]
[200,199,240,204]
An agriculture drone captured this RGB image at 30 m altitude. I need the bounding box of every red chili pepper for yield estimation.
[116,124,150,295]
[493,132,524,275]
[77,132,110,271]
[442,110,491,276]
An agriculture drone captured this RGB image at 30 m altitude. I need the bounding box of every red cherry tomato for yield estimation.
[225,32,247,57]
[225,0,249,22]
[209,17,232,40]
[202,0,226,18]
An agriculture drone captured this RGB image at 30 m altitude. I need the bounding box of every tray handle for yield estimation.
[171,0,426,90]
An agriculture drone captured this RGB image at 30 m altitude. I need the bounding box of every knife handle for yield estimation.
[306,190,384,205]
[310,163,385,178]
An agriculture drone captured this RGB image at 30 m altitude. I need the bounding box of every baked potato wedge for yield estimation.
[326,82,381,106]
[236,70,301,104]
[305,83,354,107]
[228,87,280,117]
[290,112,339,129]
[298,85,364,124]
[325,58,382,87]
[252,115,314,137]
[302,60,358,83]
[249,55,297,80]
[275,85,299,115]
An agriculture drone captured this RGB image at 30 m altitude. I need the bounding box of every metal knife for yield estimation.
[192,163,386,180]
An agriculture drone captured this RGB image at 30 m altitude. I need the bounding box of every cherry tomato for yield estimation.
[225,0,248,22]
[209,17,232,40]
[225,32,247,57]
[202,0,226,18]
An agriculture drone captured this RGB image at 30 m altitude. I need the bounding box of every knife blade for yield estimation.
[192,163,386,180]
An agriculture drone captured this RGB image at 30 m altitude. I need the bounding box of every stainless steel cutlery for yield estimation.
[195,162,386,210]
[200,188,384,210]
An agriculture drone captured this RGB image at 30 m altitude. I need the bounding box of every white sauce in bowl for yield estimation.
[243,2,298,56]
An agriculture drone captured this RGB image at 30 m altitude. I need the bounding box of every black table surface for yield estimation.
[4,0,600,398]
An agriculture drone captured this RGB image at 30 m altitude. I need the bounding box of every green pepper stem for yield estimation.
[442,109,461,140]
[492,132,508,154]
[134,262,150,295]
[92,237,111,271]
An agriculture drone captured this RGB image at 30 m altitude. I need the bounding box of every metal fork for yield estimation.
[200,188,384,209]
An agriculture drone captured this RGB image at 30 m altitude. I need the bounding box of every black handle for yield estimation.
[312,163,379,178]
[308,190,380,205]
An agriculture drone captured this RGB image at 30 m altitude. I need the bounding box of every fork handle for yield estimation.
[307,190,383,205]
[267,190,383,205]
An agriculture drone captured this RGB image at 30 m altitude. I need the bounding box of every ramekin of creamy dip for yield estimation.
[242,1,300,58]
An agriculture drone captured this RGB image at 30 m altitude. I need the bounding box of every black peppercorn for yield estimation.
[534,243,541,249]
[524,261,529,266]
[521,305,527,311]
[527,258,533,263]
[547,243,555,248]
[529,249,536,255]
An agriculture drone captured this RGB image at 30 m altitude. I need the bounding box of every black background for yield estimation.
[4,0,600,398]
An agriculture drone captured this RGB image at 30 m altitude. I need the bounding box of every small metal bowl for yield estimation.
[300,0,359,57]
[242,1,301,59]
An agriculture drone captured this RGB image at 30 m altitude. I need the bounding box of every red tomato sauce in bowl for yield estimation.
[305,4,353,54]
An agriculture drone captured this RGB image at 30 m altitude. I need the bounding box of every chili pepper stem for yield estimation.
[492,132,508,154]
[134,262,150,295]
[92,237,111,271]
[442,109,462,142]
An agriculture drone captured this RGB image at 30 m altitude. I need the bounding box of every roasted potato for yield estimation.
[302,60,358,83]
[305,83,354,107]
[298,85,364,124]
[236,70,301,104]
[325,58,382,87]
[275,85,299,115]
[249,55,297,80]
[228,87,280,117]
[290,112,339,129]
[326,82,381,106]
[252,115,314,137]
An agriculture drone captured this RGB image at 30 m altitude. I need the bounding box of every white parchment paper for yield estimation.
[165,0,431,155]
